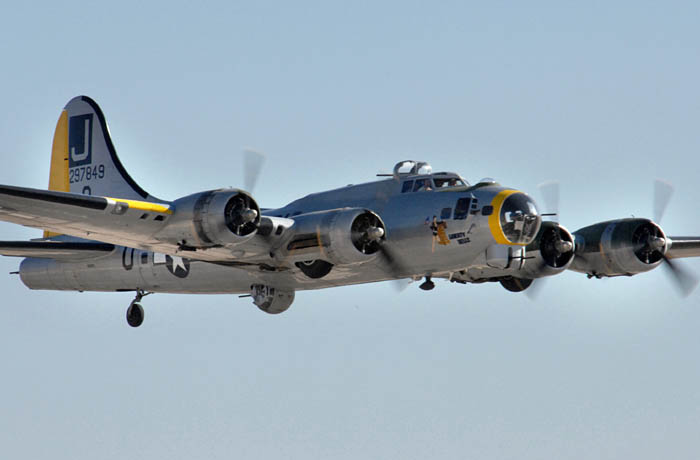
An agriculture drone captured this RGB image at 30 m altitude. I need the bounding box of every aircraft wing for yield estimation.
[667,237,700,259]
[0,185,235,262]
[0,241,116,260]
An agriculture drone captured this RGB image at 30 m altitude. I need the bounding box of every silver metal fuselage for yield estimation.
[18,177,536,295]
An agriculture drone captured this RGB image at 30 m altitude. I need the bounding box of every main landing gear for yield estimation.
[126,289,152,328]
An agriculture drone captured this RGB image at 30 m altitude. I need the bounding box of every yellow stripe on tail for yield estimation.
[44,110,70,238]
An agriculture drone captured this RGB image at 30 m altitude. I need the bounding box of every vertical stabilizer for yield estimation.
[48,95,161,201]
[45,95,163,238]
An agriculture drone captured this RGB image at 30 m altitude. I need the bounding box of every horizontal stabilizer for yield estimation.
[0,241,115,260]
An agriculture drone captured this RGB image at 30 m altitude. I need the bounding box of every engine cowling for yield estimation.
[569,218,667,277]
[280,208,386,266]
[517,221,575,279]
[157,189,261,248]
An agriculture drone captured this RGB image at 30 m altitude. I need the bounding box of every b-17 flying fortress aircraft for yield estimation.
[1,96,699,327]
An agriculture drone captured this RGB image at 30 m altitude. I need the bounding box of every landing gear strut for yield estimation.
[419,276,435,291]
[126,289,152,328]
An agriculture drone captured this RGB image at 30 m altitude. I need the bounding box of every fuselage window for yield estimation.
[401,180,414,193]
[413,178,433,192]
[440,207,452,220]
[141,252,148,264]
[454,198,471,220]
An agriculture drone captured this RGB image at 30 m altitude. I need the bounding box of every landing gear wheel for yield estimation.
[419,276,435,291]
[499,277,534,292]
[295,260,334,279]
[125,289,152,327]
[126,302,145,327]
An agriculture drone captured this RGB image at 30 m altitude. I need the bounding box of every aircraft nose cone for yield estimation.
[649,236,666,251]
[240,209,258,224]
[555,239,574,253]
[365,227,385,241]
[498,192,542,245]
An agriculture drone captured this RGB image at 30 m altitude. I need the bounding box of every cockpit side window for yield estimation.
[401,180,414,193]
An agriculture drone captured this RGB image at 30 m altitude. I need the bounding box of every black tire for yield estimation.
[499,277,534,292]
[126,303,145,327]
[295,260,333,279]
[419,279,435,291]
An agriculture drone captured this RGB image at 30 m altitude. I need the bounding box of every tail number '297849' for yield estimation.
[69,165,105,184]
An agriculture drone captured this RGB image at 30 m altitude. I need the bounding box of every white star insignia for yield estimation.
[171,256,187,273]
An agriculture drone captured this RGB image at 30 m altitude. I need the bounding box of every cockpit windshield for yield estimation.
[433,177,466,189]
[392,161,469,192]
[401,175,467,193]
[413,178,433,192]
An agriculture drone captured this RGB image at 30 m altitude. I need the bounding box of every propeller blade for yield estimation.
[243,149,266,193]
[662,255,699,297]
[378,244,402,277]
[537,180,560,220]
[377,244,414,292]
[653,179,674,224]
[393,278,412,292]
[525,278,545,301]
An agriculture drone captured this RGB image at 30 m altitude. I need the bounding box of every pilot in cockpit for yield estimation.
[413,179,433,192]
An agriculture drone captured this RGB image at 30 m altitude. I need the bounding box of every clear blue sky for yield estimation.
[2,1,700,459]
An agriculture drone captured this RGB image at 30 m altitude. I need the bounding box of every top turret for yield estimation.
[392,160,433,178]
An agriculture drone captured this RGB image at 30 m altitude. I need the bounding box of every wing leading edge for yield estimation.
[667,237,700,259]
[0,184,181,254]
[0,241,115,260]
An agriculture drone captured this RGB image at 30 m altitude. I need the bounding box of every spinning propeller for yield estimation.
[243,149,266,193]
[222,149,268,236]
[650,180,698,297]
[348,210,408,286]
[350,212,385,255]
[524,181,575,299]
[533,179,697,297]
[630,180,697,296]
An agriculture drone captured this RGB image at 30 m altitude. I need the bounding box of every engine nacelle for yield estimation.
[569,218,667,277]
[156,189,261,249]
[280,208,386,266]
[518,221,576,279]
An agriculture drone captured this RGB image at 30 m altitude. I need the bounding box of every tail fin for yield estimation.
[48,95,160,201]
[45,96,162,238]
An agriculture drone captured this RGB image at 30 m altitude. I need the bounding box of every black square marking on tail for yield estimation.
[69,113,93,167]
